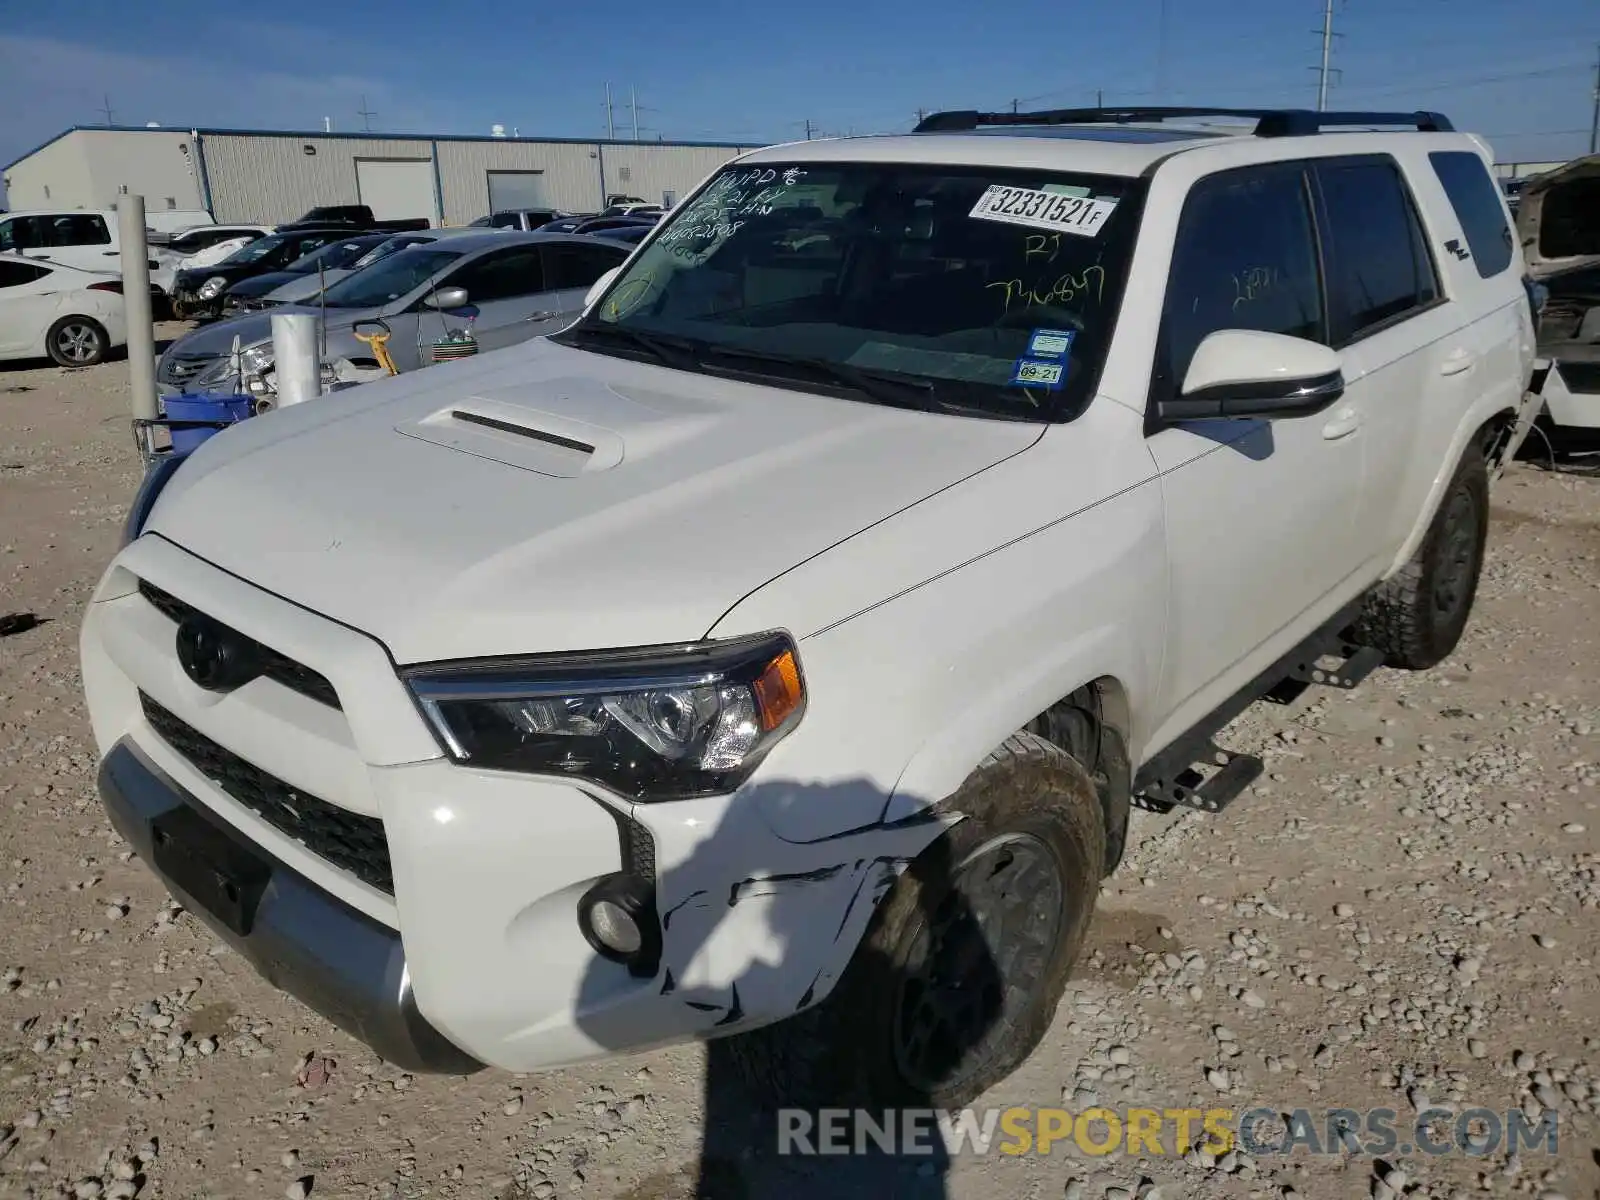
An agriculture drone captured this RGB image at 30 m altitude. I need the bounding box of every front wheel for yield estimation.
[726,732,1105,1109]
[1350,443,1489,670]
[46,317,109,367]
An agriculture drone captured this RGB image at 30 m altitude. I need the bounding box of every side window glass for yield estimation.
[0,261,49,288]
[4,217,44,251]
[446,248,545,302]
[542,243,626,290]
[1428,151,1515,278]
[1316,160,1440,343]
[490,212,519,228]
[0,220,13,252]
[1158,166,1324,397]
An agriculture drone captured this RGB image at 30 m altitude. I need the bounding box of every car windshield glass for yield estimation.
[318,247,462,308]
[353,235,432,269]
[219,234,293,265]
[284,240,374,274]
[570,162,1138,419]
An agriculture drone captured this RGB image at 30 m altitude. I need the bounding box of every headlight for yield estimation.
[197,276,228,299]
[239,345,276,395]
[405,633,805,801]
[121,454,185,547]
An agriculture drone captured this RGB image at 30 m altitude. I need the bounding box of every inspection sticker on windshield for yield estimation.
[1008,358,1065,390]
[969,186,1118,237]
[1027,329,1076,359]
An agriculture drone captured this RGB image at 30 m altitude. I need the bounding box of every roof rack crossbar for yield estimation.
[913,106,1454,137]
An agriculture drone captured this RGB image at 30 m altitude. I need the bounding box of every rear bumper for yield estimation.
[97,737,483,1075]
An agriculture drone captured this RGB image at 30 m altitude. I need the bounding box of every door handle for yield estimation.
[1440,349,1477,376]
[1321,407,1362,440]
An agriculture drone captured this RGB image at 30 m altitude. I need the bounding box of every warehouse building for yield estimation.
[2,125,760,226]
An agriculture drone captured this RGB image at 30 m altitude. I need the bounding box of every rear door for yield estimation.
[0,259,60,356]
[1309,155,1463,567]
[538,241,630,323]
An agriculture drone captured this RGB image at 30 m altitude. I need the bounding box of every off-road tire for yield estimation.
[45,317,109,367]
[723,732,1105,1109]
[1351,443,1489,670]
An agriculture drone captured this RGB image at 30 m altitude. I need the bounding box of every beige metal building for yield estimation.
[2,125,760,225]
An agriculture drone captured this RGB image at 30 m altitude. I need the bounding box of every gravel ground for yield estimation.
[1,344,1597,1200]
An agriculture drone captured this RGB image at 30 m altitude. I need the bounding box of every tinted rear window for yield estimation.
[1428,151,1514,278]
[1316,159,1439,343]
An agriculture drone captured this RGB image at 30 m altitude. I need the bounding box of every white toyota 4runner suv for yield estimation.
[82,106,1539,1107]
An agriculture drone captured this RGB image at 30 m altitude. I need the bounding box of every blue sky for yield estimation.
[1,0,1593,177]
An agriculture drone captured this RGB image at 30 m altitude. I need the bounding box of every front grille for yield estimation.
[137,580,342,709]
[140,692,393,895]
[157,353,212,386]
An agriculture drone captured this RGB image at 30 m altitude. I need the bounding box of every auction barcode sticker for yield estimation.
[969,185,1118,237]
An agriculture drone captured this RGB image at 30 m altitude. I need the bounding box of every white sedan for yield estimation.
[0,252,128,366]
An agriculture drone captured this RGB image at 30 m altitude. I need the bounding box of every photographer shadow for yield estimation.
[576,777,1007,1200]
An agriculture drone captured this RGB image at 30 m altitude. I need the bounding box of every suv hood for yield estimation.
[146,339,1040,663]
[1518,154,1600,279]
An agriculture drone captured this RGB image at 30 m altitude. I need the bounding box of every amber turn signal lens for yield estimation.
[752,648,803,732]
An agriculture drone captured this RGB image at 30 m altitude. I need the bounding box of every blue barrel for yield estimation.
[161,394,255,455]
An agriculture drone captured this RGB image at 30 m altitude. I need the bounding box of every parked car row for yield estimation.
[156,229,637,397]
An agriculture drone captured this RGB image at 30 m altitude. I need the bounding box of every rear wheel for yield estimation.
[1351,443,1489,670]
[46,317,108,367]
[726,732,1104,1108]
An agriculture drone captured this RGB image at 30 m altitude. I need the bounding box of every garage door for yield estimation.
[355,159,436,225]
[487,171,549,213]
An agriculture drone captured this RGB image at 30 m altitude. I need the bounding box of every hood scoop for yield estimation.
[397,391,626,478]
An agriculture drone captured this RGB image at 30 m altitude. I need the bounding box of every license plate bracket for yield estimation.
[149,803,271,936]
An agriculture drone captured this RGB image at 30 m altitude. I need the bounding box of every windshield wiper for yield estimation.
[560,322,701,369]
[698,345,1023,420]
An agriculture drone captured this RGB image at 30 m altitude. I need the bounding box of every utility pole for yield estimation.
[357,95,376,132]
[98,95,115,126]
[804,119,814,140]
[1011,98,1020,114]
[1315,0,1336,112]
[630,86,639,142]
[1156,0,1170,101]
[1097,88,1104,107]
[604,83,615,140]
[1590,42,1599,154]
[914,109,926,127]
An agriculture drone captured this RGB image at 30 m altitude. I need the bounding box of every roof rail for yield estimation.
[913,106,1455,137]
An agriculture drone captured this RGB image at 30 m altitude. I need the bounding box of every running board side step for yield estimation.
[1131,600,1382,816]
[1262,641,1386,706]
[1133,742,1263,814]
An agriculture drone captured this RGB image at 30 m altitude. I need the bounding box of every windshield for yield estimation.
[570,162,1138,419]
[318,247,462,308]
[220,234,294,265]
[353,234,434,269]
[285,239,380,274]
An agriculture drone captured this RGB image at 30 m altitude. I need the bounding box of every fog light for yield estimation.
[589,899,642,955]
[577,874,659,974]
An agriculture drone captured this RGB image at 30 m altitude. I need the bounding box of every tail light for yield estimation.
[87,281,124,294]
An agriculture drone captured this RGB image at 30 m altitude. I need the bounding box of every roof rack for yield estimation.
[913,106,1454,137]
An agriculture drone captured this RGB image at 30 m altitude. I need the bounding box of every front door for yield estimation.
[1145,162,1368,752]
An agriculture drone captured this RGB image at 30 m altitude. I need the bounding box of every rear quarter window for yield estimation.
[1428,151,1515,278]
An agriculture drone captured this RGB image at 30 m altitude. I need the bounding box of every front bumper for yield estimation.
[81,538,949,1074]
[97,737,480,1074]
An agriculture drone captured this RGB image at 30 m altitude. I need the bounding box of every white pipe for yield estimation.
[116,196,158,423]
[270,313,322,407]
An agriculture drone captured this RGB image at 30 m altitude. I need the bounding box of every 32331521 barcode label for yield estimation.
[969,185,1119,237]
